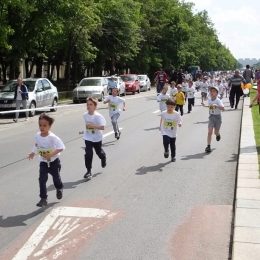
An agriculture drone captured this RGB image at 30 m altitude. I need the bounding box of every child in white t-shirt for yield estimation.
[28,113,65,207]
[157,85,170,112]
[201,86,225,153]
[195,78,201,92]
[104,88,125,140]
[169,81,178,98]
[187,80,196,113]
[182,79,188,101]
[159,99,182,162]
[216,79,224,99]
[79,97,106,180]
[200,77,208,102]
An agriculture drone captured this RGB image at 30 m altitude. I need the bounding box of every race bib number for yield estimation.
[86,125,96,134]
[37,149,53,156]
[161,99,168,103]
[164,120,176,130]
[109,103,117,110]
[209,105,216,114]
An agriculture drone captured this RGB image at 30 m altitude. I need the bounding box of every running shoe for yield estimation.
[36,198,48,207]
[164,151,169,158]
[235,106,237,110]
[171,157,176,162]
[116,132,121,140]
[101,158,106,168]
[56,189,63,200]
[13,119,17,123]
[205,146,212,153]
[216,135,221,141]
[84,171,92,179]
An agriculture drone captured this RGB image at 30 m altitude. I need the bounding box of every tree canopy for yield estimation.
[0,0,238,85]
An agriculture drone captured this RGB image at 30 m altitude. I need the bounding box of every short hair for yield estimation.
[246,65,250,69]
[171,81,176,84]
[39,113,55,126]
[86,97,98,106]
[166,98,176,106]
[177,84,182,89]
[162,85,168,90]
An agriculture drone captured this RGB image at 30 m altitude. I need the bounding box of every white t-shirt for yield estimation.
[200,82,208,93]
[83,112,106,142]
[104,96,125,117]
[182,82,188,92]
[161,111,182,138]
[16,86,22,101]
[185,74,192,80]
[157,93,170,112]
[195,81,201,88]
[217,84,224,94]
[169,87,178,97]
[32,132,65,162]
[186,87,195,99]
[208,98,224,115]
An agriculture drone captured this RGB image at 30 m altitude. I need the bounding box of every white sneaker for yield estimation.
[25,118,29,121]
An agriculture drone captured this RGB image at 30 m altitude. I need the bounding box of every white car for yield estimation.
[106,76,126,96]
[0,78,58,117]
[138,75,151,91]
[73,77,108,103]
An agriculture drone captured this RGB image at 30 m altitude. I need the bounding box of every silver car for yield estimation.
[106,76,126,96]
[138,75,151,91]
[0,78,59,117]
[73,77,108,103]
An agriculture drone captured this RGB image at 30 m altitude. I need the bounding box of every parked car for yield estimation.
[105,76,126,96]
[0,78,58,117]
[120,74,140,95]
[73,77,108,103]
[138,75,151,91]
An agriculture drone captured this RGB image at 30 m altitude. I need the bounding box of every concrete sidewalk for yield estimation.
[232,97,260,260]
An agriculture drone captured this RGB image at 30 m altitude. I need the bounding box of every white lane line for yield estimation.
[12,207,109,260]
[103,128,123,138]
[153,110,160,114]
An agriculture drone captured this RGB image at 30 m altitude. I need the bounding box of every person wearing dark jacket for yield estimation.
[229,70,246,109]
[13,78,29,122]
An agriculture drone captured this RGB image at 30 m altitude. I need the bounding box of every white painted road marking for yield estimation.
[103,127,123,138]
[12,207,109,260]
[153,110,160,114]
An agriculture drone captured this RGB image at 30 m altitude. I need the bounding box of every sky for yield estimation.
[189,0,259,59]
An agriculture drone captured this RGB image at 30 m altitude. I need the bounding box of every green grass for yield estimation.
[250,88,260,167]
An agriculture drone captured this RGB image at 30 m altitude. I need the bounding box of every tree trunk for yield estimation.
[35,57,43,77]
[56,63,60,81]
[25,58,30,77]
[2,62,7,84]
[9,61,15,80]
[47,60,51,79]
[50,63,54,79]
[110,56,115,75]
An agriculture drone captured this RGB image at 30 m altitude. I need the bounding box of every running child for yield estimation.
[79,97,106,180]
[195,78,201,92]
[159,99,182,162]
[174,85,185,116]
[103,88,125,140]
[28,113,65,207]
[169,81,178,98]
[187,80,195,113]
[216,79,224,99]
[157,85,170,112]
[182,79,188,101]
[200,77,209,102]
[201,86,225,153]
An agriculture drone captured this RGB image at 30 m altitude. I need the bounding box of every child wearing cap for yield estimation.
[173,85,185,116]
[202,86,224,153]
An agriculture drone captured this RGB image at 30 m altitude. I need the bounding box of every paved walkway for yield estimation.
[232,97,260,259]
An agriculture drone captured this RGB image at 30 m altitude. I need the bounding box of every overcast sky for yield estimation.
[189,0,259,59]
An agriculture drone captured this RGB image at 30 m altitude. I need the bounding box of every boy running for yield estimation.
[79,97,107,180]
[104,88,126,140]
[169,81,178,98]
[200,77,209,102]
[157,85,170,112]
[187,80,195,113]
[28,113,65,207]
[202,86,225,153]
[174,85,185,116]
[159,99,182,162]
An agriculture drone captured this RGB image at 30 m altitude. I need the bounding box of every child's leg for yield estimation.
[49,159,63,190]
[111,113,120,135]
[85,140,94,172]
[169,137,176,158]
[93,141,106,167]
[39,162,49,199]
[188,98,191,112]
[180,105,183,116]
[163,135,170,152]
[207,127,213,145]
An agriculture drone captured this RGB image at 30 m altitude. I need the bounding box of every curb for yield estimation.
[232,97,260,260]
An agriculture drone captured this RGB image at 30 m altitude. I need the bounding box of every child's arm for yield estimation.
[87,122,105,130]
[159,117,163,131]
[201,102,209,108]
[103,97,110,104]
[28,143,38,160]
[123,101,126,111]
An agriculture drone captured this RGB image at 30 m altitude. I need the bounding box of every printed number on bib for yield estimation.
[86,125,96,134]
[164,121,176,130]
[109,103,117,109]
[209,105,216,114]
[37,149,53,156]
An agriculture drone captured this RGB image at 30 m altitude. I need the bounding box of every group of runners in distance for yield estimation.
[27,66,258,207]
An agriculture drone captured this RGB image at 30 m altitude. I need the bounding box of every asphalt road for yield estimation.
[0,88,242,260]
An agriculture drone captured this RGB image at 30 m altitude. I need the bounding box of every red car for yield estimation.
[120,74,141,95]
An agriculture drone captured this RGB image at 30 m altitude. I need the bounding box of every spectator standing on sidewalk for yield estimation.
[243,65,254,97]
[13,78,29,123]
[229,69,246,109]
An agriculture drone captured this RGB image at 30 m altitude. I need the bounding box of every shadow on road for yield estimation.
[48,179,86,192]
[240,145,260,154]
[135,161,172,175]
[102,140,117,147]
[181,149,216,160]
[0,202,58,227]
[194,121,208,124]
[224,109,242,112]
[143,127,159,131]
[226,153,238,162]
